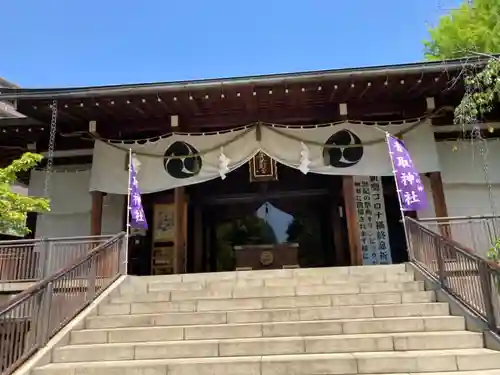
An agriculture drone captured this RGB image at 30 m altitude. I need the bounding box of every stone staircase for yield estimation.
[32,264,500,374]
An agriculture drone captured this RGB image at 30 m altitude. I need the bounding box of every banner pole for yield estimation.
[386,133,411,260]
[124,148,132,274]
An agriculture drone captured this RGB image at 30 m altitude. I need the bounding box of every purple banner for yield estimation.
[386,134,428,211]
[129,158,148,229]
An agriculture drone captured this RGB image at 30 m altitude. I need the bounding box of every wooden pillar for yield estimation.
[193,203,203,273]
[342,176,362,266]
[429,171,451,237]
[174,187,186,273]
[330,193,346,266]
[25,213,38,239]
[90,191,103,235]
[429,172,448,218]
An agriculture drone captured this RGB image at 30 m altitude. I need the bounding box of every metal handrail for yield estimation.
[415,215,500,258]
[0,231,126,375]
[0,235,115,282]
[0,234,114,245]
[0,232,125,313]
[418,214,500,222]
[406,216,500,331]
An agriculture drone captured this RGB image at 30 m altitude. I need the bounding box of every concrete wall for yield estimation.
[27,138,500,243]
[28,167,125,238]
[417,139,500,256]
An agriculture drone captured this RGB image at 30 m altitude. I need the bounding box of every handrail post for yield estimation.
[121,236,128,275]
[87,256,97,302]
[490,271,500,334]
[35,282,54,346]
[435,236,447,288]
[37,239,51,279]
[404,217,414,261]
[28,290,44,349]
[479,262,497,330]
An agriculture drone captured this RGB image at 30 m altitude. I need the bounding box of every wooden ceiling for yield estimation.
[9,72,458,136]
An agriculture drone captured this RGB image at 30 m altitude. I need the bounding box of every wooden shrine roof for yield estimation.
[0,57,485,129]
[0,58,480,100]
[0,56,493,160]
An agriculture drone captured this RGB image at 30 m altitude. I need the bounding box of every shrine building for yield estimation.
[0,57,499,275]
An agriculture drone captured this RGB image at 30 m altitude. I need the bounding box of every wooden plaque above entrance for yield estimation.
[249,151,278,182]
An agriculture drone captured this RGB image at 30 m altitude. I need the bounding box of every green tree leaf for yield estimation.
[424,0,500,60]
[0,153,50,236]
[425,0,500,124]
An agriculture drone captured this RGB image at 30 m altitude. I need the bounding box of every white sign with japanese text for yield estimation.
[353,176,393,265]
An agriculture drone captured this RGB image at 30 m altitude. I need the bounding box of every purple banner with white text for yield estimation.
[386,134,428,211]
[129,158,148,229]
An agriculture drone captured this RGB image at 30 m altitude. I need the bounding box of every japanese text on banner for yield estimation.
[386,135,428,211]
[129,157,148,229]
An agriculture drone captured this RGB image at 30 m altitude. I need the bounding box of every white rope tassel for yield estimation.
[299,142,311,174]
[218,147,230,180]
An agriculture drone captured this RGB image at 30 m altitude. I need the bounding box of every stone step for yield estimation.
[53,331,483,363]
[73,316,465,344]
[101,291,435,315]
[129,264,409,284]
[34,349,500,375]
[125,272,416,292]
[86,302,449,328]
[120,280,424,299]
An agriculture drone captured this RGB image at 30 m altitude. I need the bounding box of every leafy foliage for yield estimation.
[424,0,500,60]
[487,239,500,262]
[424,0,500,124]
[0,153,49,236]
[454,58,500,124]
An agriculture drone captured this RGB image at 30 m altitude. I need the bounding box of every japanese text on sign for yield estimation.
[354,176,392,265]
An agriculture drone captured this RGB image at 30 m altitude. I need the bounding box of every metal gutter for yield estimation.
[0,78,23,118]
[0,101,26,118]
[0,57,488,101]
[0,77,19,89]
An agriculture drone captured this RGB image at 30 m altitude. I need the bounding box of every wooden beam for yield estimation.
[342,176,362,266]
[174,187,186,273]
[93,107,336,134]
[429,171,451,237]
[0,117,44,127]
[330,195,346,266]
[193,203,203,273]
[90,191,103,235]
[429,172,448,217]
[25,213,38,239]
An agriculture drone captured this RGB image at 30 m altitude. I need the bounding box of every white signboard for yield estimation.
[354,176,392,265]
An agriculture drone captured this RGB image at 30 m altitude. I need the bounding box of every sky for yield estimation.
[256,202,293,243]
[1,0,462,88]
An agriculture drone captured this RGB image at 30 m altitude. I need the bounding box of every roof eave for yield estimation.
[0,56,488,101]
[0,77,19,89]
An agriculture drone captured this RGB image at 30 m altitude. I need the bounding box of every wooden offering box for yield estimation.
[234,243,299,270]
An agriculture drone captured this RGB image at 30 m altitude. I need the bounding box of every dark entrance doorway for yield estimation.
[126,162,408,276]
[189,162,346,272]
[207,195,334,272]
